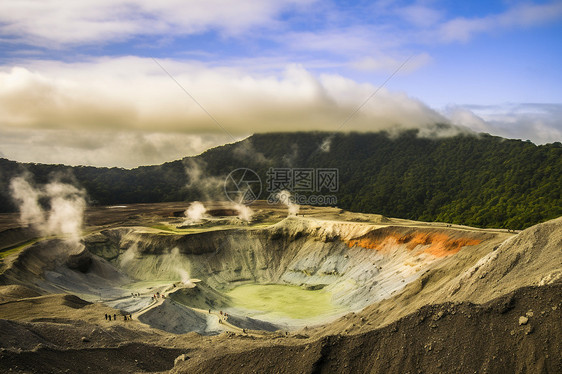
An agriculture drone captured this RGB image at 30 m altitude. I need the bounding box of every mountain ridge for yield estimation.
[1,130,560,229]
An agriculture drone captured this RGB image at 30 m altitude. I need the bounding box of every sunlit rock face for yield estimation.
[1,215,495,334]
[78,218,484,329]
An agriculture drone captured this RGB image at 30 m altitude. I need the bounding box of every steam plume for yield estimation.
[277,190,300,217]
[319,136,333,152]
[120,242,139,267]
[234,203,254,222]
[9,177,43,226]
[170,248,193,286]
[184,158,224,200]
[182,201,208,225]
[10,176,86,242]
[232,139,269,164]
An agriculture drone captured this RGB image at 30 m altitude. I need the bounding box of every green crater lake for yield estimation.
[226,284,340,319]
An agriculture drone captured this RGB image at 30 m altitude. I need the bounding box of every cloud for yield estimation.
[0,0,314,47]
[351,53,432,73]
[0,127,231,168]
[1,55,559,168]
[0,56,448,135]
[445,107,490,133]
[282,26,398,56]
[445,103,562,144]
[439,1,562,42]
[395,4,444,28]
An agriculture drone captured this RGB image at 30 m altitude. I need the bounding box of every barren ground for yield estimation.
[0,202,560,373]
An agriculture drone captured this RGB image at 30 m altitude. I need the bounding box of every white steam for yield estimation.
[9,177,43,226]
[183,201,208,225]
[319,136,333,152]
[282,144,299,167]
[119,242,139,267]
[185,159,204,188]
[276,190,300,217]
[184,159,256,215]
[10,176,86,242]
[234,203,254,222]
[176,267,192,286]
[184,159,224,200]
[232,140,269,164]
[170,247,193,286]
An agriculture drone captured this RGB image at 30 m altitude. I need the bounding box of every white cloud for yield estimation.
[351,53,432,73]
[395,4,443,28]
[445,103,562,144]
[0,128,233,168]
[0,56,454,166]
[439,1,562,42]
[282,26,398,56]
[0,57,447,135]
[445,106,490,133]
[1,55,559,168]
[0,0,314,47]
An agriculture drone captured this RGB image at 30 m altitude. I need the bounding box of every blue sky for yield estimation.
[0,0,561,167]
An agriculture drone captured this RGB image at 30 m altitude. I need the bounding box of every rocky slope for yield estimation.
[173,284,561,374]
[0,205,560,373]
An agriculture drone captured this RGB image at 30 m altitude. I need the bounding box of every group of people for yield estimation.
[130,291,166,300]
[209,309,230,324]
[104,313,132,321]
[105,313,116,321]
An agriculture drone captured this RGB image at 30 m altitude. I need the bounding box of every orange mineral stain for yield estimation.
[347,231,481,257]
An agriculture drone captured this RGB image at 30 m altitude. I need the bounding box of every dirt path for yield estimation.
[132,296,164,320]
[131,284,179,320]
[193,308,237,329]
[127,285,268,336]
[129,285,249,335]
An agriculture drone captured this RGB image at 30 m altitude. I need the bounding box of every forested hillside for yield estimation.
[1,130,560,229]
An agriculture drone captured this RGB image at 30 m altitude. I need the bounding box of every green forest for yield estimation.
[1,130,560,229]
